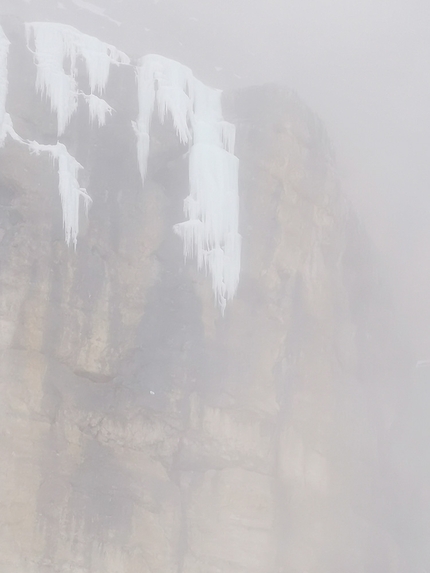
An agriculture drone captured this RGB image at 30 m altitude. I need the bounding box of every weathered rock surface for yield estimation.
[0,17,414,573]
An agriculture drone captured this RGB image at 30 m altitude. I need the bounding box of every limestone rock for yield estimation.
[0,19,413,573]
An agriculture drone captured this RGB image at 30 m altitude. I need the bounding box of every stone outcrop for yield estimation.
[0,17,414,573]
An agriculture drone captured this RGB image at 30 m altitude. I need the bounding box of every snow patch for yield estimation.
[26,22,129,135]
[134,54,241,311]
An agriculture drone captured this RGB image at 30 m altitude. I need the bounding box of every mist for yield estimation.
[1,0,430,571]
[7,0,429,352]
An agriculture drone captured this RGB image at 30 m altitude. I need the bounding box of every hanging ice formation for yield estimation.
[0,25,10,147]
[29,141,91,249]
[134,54,241,311]
[3,25,242,308]
[0,25,23,146]
[80,92,114,127]
[22,22,127,247]
[25,22,129,134]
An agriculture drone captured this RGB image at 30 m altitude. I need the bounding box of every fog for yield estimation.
[1,0,430,570]
[133,0,430,358]
[7,0,430,354]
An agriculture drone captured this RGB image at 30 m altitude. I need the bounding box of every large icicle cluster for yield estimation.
[1,24,242,310]
[133,55,193,180]
[134,55,241,311]
[29,141,91,248]
[0,24,92,250]
[25,22,129,134]
[22,22,129,248]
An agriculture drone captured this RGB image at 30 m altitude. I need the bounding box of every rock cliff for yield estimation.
[0,16,413,573]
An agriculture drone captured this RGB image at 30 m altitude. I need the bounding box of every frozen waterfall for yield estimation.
[1,24,242,309]
[25,22,129,135]
[29,141,91,249]
[134,54,241,311]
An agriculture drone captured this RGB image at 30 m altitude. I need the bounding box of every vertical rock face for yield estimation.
[0,22,412,573]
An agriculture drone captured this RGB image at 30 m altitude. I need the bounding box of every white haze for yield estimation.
[7,0,427,353]
[112,0,430,358]
[1,0,430,568]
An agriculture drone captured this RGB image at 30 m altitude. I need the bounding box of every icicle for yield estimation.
[87,94,113,127]
[221,121,236,154]
[0,25,26,147]
[0,25,11,147]
[132,58,156,181]
[0,25,10,146]
[0,113,25,145]
[180,83,241,311]
[25,23,77,136]
[174,143,241,311]
[134,54,241,310]
[29,141,91,248]
[153,56,193,143]
[80,92,113,127]
[25,22,129,135]
[133,54,193,181]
